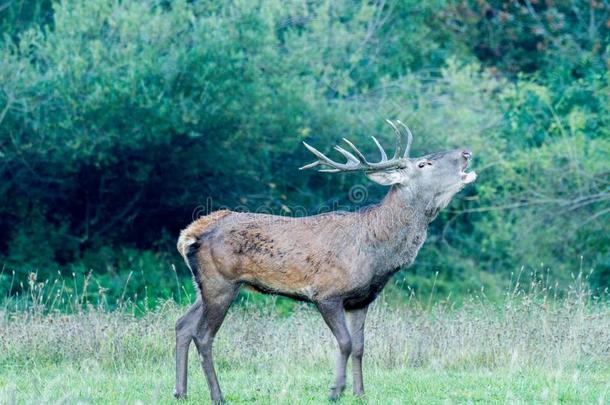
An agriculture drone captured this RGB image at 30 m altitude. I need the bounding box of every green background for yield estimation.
[0,0,608,309]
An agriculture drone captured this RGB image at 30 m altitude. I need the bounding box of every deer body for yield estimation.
[173,120,477,403]
[179,187,429,306]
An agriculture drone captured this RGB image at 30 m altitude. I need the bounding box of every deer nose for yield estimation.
[462,150,472,160]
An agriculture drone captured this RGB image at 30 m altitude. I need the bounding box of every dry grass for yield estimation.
[2,294,609,372]
[1,275,609,403]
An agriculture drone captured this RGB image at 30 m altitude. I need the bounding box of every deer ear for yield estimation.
[366,170,405,186]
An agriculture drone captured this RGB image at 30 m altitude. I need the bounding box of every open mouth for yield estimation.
[460,160,477,184]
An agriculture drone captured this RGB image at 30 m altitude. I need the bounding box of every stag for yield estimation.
[174,120,477,403]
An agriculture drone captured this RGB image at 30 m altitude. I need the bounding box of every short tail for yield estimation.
[176,210,231,288]
[177,230,198,259]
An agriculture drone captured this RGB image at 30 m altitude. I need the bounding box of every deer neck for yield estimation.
[360,185,436,272]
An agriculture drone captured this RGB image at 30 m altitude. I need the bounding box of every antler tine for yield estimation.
[396,120,413,158]
[299,160,321,170]
[370,136,388,162]
[342,138,368,163]
[333,145,360,164]
[385,119,402,159]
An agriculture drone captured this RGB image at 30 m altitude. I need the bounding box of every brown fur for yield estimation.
[177,189,422,303]
[173,147,476,403]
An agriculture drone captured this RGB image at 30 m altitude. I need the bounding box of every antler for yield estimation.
[396,120,413,158]
[299,119,414,173]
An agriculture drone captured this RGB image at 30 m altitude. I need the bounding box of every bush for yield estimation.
[0,0,607,306]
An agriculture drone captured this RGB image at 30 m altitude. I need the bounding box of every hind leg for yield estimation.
[347,306,368,396]
[193,283,238,404]
[174,300,203,399]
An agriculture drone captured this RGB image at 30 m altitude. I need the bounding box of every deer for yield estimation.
[173,119,477,403]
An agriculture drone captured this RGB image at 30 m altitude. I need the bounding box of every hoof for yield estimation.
[173,388,186,400]
[353,390,366,398]
[328,386,345,402]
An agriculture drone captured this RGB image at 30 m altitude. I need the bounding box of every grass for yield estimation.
[1,277,610,404]
[2,362,608,404]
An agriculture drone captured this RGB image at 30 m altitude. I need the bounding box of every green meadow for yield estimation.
[2,286,609,404]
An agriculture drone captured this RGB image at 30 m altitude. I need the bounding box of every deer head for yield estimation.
[300,119,477,213]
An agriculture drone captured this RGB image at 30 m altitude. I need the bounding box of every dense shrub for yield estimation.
[0,0,607,305]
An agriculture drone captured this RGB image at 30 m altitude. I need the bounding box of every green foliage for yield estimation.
[0,0,53,37]
[440,0,610,75]
[0,0,608,306]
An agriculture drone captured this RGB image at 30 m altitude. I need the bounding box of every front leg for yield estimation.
[316,298,352,401]
[346,306,368,397]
